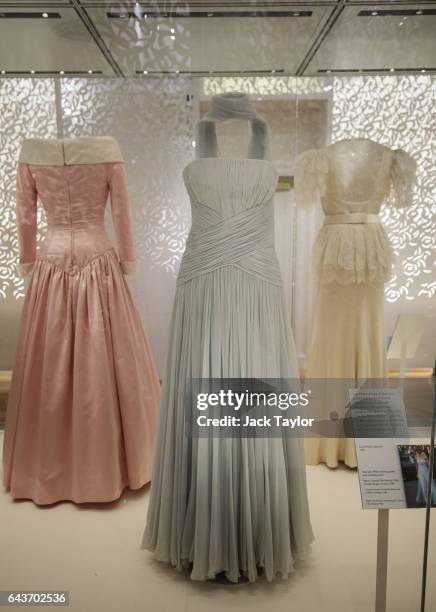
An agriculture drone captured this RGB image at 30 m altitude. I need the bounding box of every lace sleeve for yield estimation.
[390,149,417,209]
[294,149,327,209]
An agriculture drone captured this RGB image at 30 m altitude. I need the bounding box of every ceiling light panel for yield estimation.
[107,10,313,19]
[86,4,332,76]
[78,0,337,4]
[0,13,61,19]
[306,3,436,75]
[0,6,114,75]
[0,1,70,4]
[358,9,436,18]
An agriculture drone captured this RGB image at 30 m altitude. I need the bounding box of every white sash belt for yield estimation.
[323,213,380,225]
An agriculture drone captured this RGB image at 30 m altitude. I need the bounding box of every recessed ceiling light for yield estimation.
[170,27,175,33]
[1,70,5,74]
[30,69,35,74]
[389,68,395,72]
[59,70,64,75]
[371,11,378,16]
[398,21,404,26]
[416,10,423,15]
[175,70,180,74]
[42,12,48,18]
[421,69,426,73]
[143,14,148,19]
[294,12,300,17]
[88,69,93,74]
[143,70,148,74]
[170,35,175,40]
[207,13,213,17]
[326,69,331,74]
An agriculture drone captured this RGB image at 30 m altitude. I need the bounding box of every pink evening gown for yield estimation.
[2,136,160,505]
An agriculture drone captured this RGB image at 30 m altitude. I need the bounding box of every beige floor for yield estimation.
[0,432,435,612]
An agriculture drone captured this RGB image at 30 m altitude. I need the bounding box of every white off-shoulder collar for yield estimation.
[19,136,123,166]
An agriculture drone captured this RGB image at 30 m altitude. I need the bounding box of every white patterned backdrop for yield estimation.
[0,76,434,371]
[0,79,57,300]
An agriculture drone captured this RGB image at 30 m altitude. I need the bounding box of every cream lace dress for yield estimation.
[295,138,417,468]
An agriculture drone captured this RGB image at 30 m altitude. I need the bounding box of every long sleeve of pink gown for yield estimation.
[108,162,138,275]
[16,163,38,278]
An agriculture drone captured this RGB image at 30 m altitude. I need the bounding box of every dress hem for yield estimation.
[141,542,313,583]
[3,477,151,506]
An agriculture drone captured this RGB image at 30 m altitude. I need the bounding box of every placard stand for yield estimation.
[420,368,435,612]
[374,314,430,612]
[375,509,389,612]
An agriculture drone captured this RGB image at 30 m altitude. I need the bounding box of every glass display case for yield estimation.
[0,3,434,612]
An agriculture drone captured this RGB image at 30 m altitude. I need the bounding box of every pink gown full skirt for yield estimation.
[3,250,160,505]
[3,143,160,505]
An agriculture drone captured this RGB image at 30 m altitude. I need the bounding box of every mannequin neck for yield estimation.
[206,92,257,121]
[196,92,270,160]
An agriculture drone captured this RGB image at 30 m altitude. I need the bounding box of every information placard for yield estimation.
[350,388,408,509]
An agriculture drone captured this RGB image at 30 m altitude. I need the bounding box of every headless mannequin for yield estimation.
[195,92,270,161]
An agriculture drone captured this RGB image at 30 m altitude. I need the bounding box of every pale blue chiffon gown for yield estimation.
[142,112,313,582]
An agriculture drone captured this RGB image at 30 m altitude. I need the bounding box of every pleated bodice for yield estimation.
[179,158,282,286]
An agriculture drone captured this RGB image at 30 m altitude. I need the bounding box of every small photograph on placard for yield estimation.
[397,445,436,508]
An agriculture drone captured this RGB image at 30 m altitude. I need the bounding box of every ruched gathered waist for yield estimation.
[323,213,380,225]
[177,199,282,286]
